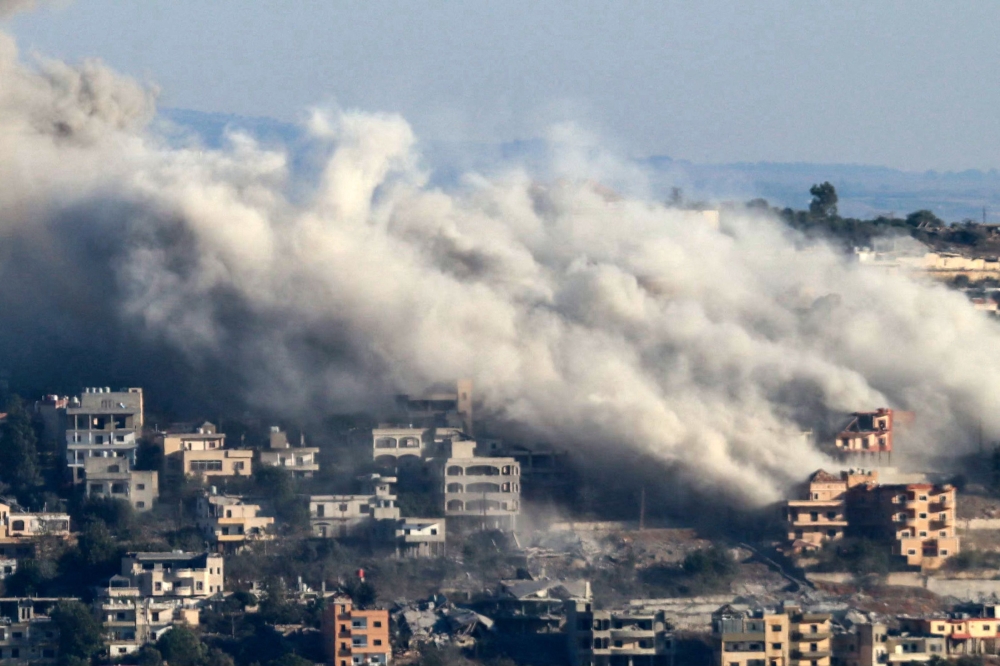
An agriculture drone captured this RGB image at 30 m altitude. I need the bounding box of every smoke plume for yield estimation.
[0,32,996,504]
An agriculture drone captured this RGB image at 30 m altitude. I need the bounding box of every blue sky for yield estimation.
[6,1,1000,172]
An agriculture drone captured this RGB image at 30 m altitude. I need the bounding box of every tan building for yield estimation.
[158,424,226,457]
[96,577,200,657]
[437,439,520,531]
[784,469,875,550]
[83,457,159,511]
[832,622,888,666]
[65,387,144,483]
[121,552,224,599]
[713,603,833,666]
[833,409,894,459]
[394,518,446,558]
[322,598,391,666]
[372,427,433,468]
[309,475,399,539]
[181,449,253,479]
[566,598,674,666]
[259,427,320,478]
[0,598,69,666]
[195,493,274,551]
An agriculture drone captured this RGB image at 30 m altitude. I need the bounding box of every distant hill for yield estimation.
[158,108,1000,224]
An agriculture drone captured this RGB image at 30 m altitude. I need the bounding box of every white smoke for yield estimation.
[0,32,995,504]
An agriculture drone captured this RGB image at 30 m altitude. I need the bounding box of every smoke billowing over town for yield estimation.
[1,28,998,506]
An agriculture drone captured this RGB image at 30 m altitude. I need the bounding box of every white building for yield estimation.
[438,439,520,531]
[394,518,446,558]
[309,475,400,539]
[65,387,144,483]
[259,427,320,478]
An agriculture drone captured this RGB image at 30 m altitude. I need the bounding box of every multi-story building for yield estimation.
[309,475,400,539]
[712,603,833,666]
[566,598,674,666]
[65,387,144,483]
[832,622,888,666]
[195,493,274,551]
[784,469,875,549]
[0,502,71,563]
[120,552,224,599]
[393,518,446,558]
[158,424,226,458]
[0,598,72,666]
[833,409,893,459]
[437,439,520,531]
[83,457,159,511]
[181,449,253,480]
[475,579,589,635]
[372,427,433,468]
[259,427,320,478]
[95,577,200,658]
[394,379,474,435]
[322,598,391,666]
[897,612,1000,657]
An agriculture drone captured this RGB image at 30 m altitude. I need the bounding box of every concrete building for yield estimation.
[394,379,474,435]
[477,439,574,501]
[566,598,674,666]
[831,622,888,666]
[896,612,1000,657]
[833,409,894,460]
[96,577,200,657]
[476,579,589,635]
[83,457,158,511]
[394,518,446,558]
[158,424,226,457]
[181,449,253,479]
[120,552,224,599]
[437,439,520,531]
[372,427,433,468]
[712,603,833,666]
[195,493,274,551]
[0,502,71,564]
[784,469,875,550]
[259,427,320,478]
[309,475,400,539]
[322,597,391,666]
[65,387,144,483]
[0,598,69,666]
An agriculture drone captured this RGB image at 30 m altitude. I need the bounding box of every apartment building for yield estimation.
[322,598,391,666]
[0,598,71,666]
[120,552,224,599]
[784,469,875,549]
[0,502,71,564]
[83,457,159,511]
[195,493,274,551]
[437,439,520,531]
[96,577,200,657]
[832,622,888,666]
[394,518,445,558]
[566,598,674,666]
[897,612,1000,657]
[259,427,320,478]
[833,409,893,459]
[309,475,400,539]
[394,379,474,435]
[158,424,226,457]
[181,449,253,479]
[372,427,433,468]
[712,603,833,666]
[65,387,144,483]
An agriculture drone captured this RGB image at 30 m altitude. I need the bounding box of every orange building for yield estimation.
[834,408,894,459]
[323,597,391,666]
[784,469,876,550]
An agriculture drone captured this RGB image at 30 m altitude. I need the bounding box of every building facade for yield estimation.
[96,578,200,657]
[180,449,253,479]
[259,427,320,478]
[83,457,159,511]
[372,427,432,468]
[309,476,400,539]
[833,409,893,459]
[566,598,674,666]
[394,518,445,558]
[0,598,67,666]
[712,603,833,666]
[322,598,391,666]
[65,387,144,483]
[195,493,274,551]
[437,439,520,531]
[120,552,224,599]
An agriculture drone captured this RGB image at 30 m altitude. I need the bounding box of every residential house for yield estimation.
[96,576,200,657]
[712,603,833,666]
[309,475,400,540]
[195,493,274,551]
[65,387,144,483]
[0,598,72,666]
[322,597,391,666]
[833,409,894,460]
[394,518,445,558]
[83,457,158,511]
[259,427,320,478]
[120,552,224,599]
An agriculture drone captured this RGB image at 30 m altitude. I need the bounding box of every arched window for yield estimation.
[466,482,501,494]
[446,500,464,512]
[466,465,500,476]
[446,483,464,493]
[374,438,397,449]
[446,466,464,476]
[399,437,420,448]
[11,520,25,531]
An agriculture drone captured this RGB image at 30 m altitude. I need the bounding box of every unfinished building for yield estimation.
[566,598,675,666]
[65,387,144,483]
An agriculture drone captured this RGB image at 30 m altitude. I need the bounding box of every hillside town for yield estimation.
[3,383,1000,666]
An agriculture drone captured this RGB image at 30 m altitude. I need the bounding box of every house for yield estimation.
[83,457,158,511]
[120,552,224,599]
[65,387,144,483]
[322,597,391,666]
[0,598,72,666]
[784,469,874,550]
[394,518,446,558]
[833,409,894,460]
[195,493,274,551]
[259,427,320,478]
[309,475,400,540]
[394,379,474,435]
[436,438,520,531]
[712,603,833,666]
[95,576,200,657]
[567,598,674,666]
[181,449,253,479]
[372,427,432,468]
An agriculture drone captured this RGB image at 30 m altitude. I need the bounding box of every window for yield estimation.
[919,495,927,501]
[908,549,916,555]
[339,504,348,512]
[137,484,145,490]
[373,621,382,628]
[351,636,368,648]
[235,461,245,470]
[941,549,949,555]
[136,501,145,508]
[196,581,204,591]
[90,483,105,494]
[11,520,24,531]
[155,582,163,591]
[919,531,927,537]
[374,639,382,646]
[771,643,782,649]
[770,625,781,632]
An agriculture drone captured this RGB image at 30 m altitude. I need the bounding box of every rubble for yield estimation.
[394,595,494,649]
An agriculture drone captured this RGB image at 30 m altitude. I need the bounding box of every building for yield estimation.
[181,449,253,479]
[309,475,400,539]
[475,579,589,635]
[158,424,226,457]
[0,502,71,564]
[784,469,959,569]
[831,622,888,666]
[0,558,15,580]
[33,395,68,450]
[65,387,144,483]
[394,379,474,435]
[83,457,159,511]
[259,427,320,478]
[394,518,446,558]
[833,409,894,460]
[95,577,200,657]
[437,439,520,531]
[195,493,274,551]
[712,603,833,666]
[0,598,69,666]
[322,597,391,666]
[477,439,574,501]
[897,611,1000,657]
[566,598,674,666]
[372,427,433,468]
[120,552,224,599]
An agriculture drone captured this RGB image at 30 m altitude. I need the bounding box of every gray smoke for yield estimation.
[0,31,995,504]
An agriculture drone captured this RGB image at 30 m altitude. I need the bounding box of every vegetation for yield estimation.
[638,546,737,597]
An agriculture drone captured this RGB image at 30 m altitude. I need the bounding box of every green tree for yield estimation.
[137,647,164,666]
[156,626,206,666]
[267,655,313,666]
[51,600,104,666]
[905,209,943,229]
[0,397,41,491]
[809,182,838,218]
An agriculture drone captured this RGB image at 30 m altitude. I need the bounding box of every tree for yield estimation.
[156,626,206,666]
[905,209,943,229]
[51,600,104,666]
[0,396,41,491]
[137,647,164,666]
[809,182,838,218]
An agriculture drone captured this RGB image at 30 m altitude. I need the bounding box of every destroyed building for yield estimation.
[567,598,675,666]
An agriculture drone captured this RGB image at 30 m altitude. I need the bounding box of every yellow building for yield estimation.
[713,603,832,666]
[195,493,274,551]
[180,449,252,479]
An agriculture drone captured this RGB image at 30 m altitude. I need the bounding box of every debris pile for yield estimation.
[394,595,494,650]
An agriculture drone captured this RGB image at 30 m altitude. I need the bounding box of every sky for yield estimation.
[4,1,1000,172]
